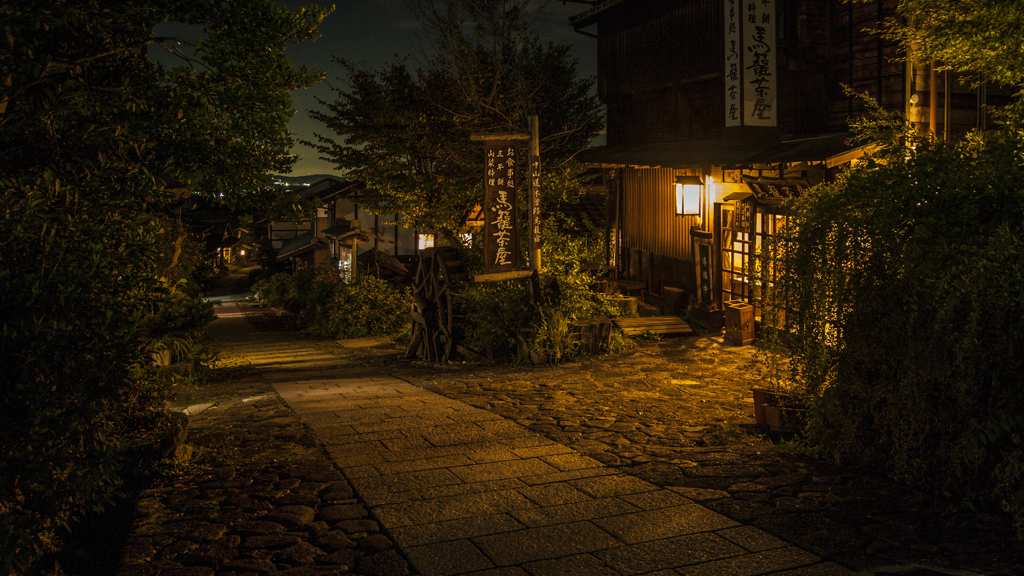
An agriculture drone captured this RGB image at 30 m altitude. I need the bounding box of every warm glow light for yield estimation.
[675,176,703,216]
[706,176,715,225]
[418,234,434,250]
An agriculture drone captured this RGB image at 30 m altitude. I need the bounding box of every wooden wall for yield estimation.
[825,0,904,129]
[599,0,723,145]
[597,0,908,145]
[621,167,698,263]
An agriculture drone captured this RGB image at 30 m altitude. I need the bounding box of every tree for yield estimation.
[0,1,327,571]
[307,0,603,245]
[884,0,1024,88]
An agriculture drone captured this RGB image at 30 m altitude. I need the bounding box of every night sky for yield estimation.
[276,0,600,176]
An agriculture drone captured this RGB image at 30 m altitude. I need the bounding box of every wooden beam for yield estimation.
[825,144,876,168]
[470,133,531,141]
[472,270,535,283]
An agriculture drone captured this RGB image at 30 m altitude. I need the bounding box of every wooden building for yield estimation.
[571,0,1009,327]
[270,179,422,276]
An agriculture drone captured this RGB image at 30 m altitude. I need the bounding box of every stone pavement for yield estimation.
[396,336,1022,575]
[214,300,850,576]
[117,300,412,576]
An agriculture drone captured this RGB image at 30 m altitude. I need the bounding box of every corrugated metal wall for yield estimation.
[622,167,698,263]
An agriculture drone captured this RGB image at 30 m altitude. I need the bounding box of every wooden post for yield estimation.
[351,237,359,281]
[944,70,951,141]
[930,60,937,136]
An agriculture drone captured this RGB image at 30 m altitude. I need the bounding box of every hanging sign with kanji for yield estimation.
[743,0,776,126]
[724,0,741,127]
[483,141,519,272]
[698,243,713,306]
[529,147,541,252]
[724,0,777,127]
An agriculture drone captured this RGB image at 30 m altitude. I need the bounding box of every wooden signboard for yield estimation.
[743,0,776,126]
[528,116,542,261]
[724,0,777,127]
[483,141,519,273]
[698,242,713,306]
[724,0,741,127]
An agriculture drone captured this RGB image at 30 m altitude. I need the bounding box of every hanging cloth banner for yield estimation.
[483,141,519,273]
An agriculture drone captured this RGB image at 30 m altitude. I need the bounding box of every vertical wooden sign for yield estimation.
[725,0,777,127]
[742,0,776,126]
[484,141,519,273]
[698,242,713,306]
[724,0,741,127]
[528,116,542,270]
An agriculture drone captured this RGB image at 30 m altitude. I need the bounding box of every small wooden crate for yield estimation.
[724,302,755,345]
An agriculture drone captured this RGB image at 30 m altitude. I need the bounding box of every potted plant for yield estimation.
[150,335,206,369]
[151,338,175,367]
[749,275,807,432]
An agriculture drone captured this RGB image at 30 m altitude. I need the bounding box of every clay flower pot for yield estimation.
[752,388,808,432]
[152,349,173,367]
[752,388,779,427]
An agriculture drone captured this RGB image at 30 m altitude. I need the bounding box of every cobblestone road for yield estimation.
[116,300,1021,576]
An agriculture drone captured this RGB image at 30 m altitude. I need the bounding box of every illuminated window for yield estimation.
[418,234,434,250]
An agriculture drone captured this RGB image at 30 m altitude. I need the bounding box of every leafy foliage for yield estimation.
[458,223,618,360]
[883,0,1024,88]
[0,0,327,571]
[307,0,603,243]
[457,280,535,358]
[771,102,1024,534]
[771,0,1024,533]
[254,269,412,340]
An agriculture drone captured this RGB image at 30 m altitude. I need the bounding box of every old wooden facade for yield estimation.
[572,0,1009,326]
[271,179,421,276]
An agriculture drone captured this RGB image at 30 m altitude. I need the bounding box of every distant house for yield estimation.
[269,178,424,277]
[570,0,1010,327]
[172,200,251,266]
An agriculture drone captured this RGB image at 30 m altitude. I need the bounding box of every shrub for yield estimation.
[458,225,619,361]
[457,280,534,358]
[774,104,1024,534]
[323,276,412,339]
[143,290,216,340]
[256,267,412,340]
[0,179,171,574]
[254,272,297,309]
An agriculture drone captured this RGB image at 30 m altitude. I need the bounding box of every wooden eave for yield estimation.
[570,0,633,29]
[577,133,868,171]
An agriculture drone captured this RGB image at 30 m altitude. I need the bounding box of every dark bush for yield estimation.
[457,226,619,360]
[775,111,1024,534]
[0,180,169,574]
[255,267,412,339]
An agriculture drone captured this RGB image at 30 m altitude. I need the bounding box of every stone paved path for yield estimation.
[222,302,850,576]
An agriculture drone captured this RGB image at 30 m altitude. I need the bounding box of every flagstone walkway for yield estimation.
[217,301,850,576]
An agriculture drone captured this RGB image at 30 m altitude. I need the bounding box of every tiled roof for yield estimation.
[277,232,321,259]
